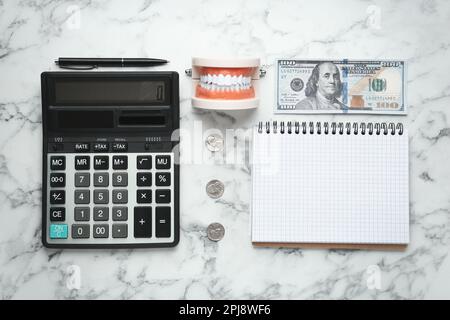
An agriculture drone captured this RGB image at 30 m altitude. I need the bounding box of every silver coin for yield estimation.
[206,179,225,199]
[205,134,224,152]
[207,222,225,242]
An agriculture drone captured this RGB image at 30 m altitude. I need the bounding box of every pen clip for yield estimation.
[57,64,98,70]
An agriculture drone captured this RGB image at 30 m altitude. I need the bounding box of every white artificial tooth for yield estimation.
[235,84,239,91]
[225,75,231,85]
[216,74,223,85]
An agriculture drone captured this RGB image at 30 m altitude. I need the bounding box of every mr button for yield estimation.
[75,156,90,170]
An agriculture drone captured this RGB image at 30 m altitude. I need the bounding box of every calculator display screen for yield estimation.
[53,80,166,104]
[57,110,114,129]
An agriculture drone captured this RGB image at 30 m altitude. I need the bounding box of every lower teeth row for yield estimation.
[199,83,252,91]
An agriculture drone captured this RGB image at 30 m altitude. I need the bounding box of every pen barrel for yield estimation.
[57,58,167,67]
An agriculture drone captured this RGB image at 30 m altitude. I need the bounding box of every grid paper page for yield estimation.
[251,125,409,244]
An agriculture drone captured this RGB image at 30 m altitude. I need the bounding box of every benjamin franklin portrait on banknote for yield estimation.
[295,62,347,110]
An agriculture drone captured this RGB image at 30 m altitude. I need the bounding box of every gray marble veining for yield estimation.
[1,0,450,299]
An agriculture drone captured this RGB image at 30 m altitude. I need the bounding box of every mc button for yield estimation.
[50,156,65,171]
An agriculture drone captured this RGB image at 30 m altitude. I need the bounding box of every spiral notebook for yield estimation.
[251,121,409,250]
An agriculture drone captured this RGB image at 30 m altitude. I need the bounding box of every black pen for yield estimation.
[55,57,169,69]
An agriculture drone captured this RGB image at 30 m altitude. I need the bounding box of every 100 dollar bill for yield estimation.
[276,59,406,114]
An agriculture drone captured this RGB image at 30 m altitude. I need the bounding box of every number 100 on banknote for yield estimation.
[276,59,406,114]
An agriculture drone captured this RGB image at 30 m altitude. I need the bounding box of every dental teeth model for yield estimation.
[187,57,263,110]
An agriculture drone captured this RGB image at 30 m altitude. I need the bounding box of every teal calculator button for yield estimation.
[50,224,68,239]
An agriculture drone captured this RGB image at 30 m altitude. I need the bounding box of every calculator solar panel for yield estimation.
[41,72,179,248]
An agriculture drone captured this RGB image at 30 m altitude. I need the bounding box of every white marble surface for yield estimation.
[1,0,450,299]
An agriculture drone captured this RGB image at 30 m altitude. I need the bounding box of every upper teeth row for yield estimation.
[200,74,252,86]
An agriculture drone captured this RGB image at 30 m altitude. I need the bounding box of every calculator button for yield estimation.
[156,207,171,238]
[74,143,90,152]
[155,172,171,186]
[137,173,152,187]
[94,189,109,204]
[50,173,65,188]
[155,190,171,204]
[74,173,90,187]
[94,207,109,221]
[72,224,90,239]
[50,156,65,170]
[93,142,109,152]
[134,207,152,238]
[137,190,152,203]
[112,190,128,204]
[112,224,128,238]
[50,190,65,205]
[75,156,90,170]
[93,224,109,238]
[112,156,127,169]
[137,156,152,169]
[155,155,171,169]
[74,190,90,204]
[49,224,68,239]
[112,172,128,186]
[94,156,109,170]
[93,173,109,187]
[112,142,128,152]
[74,207,90,221]
[112,207,128,221]
[50,207,65,221]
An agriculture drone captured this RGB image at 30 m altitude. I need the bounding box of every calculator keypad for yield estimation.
[46,153,174,245]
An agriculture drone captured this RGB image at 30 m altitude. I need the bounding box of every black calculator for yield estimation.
[41,71,179,248]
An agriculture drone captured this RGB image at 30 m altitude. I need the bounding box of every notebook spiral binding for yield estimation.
[257,121,404,136]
